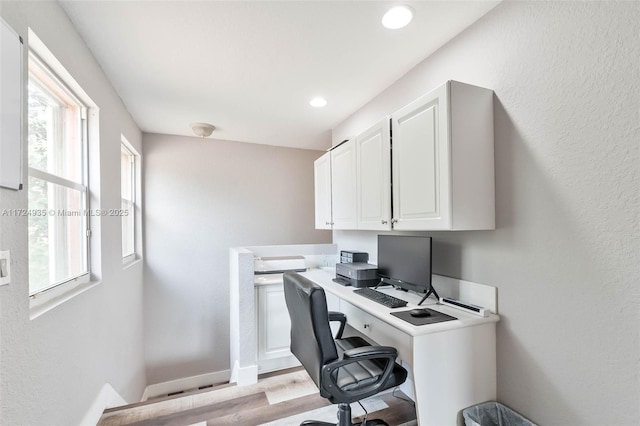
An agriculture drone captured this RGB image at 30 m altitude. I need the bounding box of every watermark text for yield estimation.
[2,209,129,217]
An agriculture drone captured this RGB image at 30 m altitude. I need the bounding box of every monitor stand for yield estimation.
[374,279,390,290]
[418,286,440,306]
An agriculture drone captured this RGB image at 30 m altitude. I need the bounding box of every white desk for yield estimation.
[301,269,499,426]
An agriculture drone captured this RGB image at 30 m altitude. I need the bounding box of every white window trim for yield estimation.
[28,167,87,193]
[123,253,136,265]
[30,273,92,318]
[27,73,91,296]
[121,136,140,265]
[27,29,100,317]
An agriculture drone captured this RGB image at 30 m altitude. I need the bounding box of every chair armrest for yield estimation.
[320,345,398,404]
[342,345,397,360]
[328,311,346,339]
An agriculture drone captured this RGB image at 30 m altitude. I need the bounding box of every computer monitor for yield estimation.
[377,235,439,305]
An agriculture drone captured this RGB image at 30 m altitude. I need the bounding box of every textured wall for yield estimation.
[0,2,146,425]
[142,133,331,384]
[332,2,639,424]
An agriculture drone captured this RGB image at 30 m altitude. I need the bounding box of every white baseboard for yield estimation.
[141,369,231,401]
[79,383,127,426]
[258,355,300,374]
[229,360,258,386]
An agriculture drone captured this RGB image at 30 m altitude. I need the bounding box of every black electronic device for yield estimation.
[409,308,431,318]
[340,250,369,263]
[377,235,439,306]
[334,262,378,288]
[353,287,407,308]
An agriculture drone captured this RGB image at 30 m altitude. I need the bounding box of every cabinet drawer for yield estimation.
[340,300,412,365]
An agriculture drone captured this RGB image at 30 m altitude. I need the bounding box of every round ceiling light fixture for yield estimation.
[382,5,414,29]
[190,122,215,138]
[310,97,328,108]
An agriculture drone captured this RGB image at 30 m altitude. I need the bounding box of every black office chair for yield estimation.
[283,271,408,426]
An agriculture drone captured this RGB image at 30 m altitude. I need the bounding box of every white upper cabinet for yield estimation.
[356,118,391,230]
[391,81,494,230]
[314,152,332,229]
[330,139,358,229]
[316,80,494,232]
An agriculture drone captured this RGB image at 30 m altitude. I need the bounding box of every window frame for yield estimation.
[27,49,91,303]
[120,137,139,265]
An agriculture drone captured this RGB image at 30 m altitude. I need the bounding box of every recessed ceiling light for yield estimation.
[310,97,327,108]
[382,5,414,29]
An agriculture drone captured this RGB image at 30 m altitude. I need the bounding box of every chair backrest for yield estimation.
[283,272,338,387]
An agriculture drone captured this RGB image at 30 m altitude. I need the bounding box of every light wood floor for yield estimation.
[98,367,417,426]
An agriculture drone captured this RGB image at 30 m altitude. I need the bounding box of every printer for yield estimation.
[334,262,379,288]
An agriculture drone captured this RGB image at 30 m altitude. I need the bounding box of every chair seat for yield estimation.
[334,336,405,392]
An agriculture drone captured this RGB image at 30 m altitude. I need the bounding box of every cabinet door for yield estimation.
[356,118,391,230]
[391,83,451,230]
[314,152,332,229]
[330,140,358,229]
[257,284,292,361]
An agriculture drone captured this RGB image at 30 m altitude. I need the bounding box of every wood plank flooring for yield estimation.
[98,368,417,426]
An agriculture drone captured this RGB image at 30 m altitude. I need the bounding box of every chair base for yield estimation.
[300,403,389,426]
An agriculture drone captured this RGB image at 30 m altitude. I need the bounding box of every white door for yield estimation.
[330,140,358,229]
[391,83,451,230]
[314,152,332,229]
[356,118,391,230]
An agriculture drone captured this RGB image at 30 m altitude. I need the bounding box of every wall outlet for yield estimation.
[0,250,10,286]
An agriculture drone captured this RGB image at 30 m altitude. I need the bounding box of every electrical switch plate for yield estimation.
[0,250,10,285]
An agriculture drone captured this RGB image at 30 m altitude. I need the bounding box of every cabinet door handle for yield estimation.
[363,323,370,329]
[391,219,398,224]
[381,220,388,225]
[325,221,331,225]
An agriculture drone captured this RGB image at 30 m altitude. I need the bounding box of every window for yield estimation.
[121,138,139,263]
[27,51,90,297]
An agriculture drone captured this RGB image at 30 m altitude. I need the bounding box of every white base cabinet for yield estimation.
[256,284,299,373]
[255,281,340,373]
[391,80,494,230]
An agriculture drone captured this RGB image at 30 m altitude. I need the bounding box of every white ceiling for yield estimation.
[60,1,500,150]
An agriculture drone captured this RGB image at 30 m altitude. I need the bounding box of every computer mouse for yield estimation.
[409,308,431,318]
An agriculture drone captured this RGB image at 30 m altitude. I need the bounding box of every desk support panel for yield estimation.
[412,324,496,425]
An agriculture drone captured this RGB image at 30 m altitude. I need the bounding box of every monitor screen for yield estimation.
[377,235,432,294]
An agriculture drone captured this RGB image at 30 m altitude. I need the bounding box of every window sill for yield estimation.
[123,255,142,270]
[30,279,101,320]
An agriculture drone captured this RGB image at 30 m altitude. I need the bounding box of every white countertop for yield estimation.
[300,268,500,337]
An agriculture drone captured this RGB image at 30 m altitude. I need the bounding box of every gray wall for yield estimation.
[142,133,331,384]
[332,2,639,425]
[0,2,146,425]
